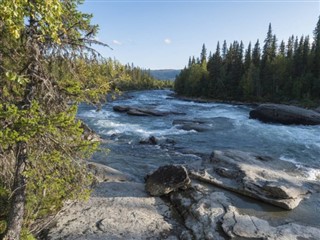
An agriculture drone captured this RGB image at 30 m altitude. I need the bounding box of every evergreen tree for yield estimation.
[311,16,320,98]
[200,43,207,68]
[207,42,223,97]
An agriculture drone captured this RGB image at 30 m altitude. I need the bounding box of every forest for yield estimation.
[175,17,320,106]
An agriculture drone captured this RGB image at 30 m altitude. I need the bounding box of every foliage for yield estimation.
[0,0,109,239]
[174,16,320,105]
[106,60,173,91]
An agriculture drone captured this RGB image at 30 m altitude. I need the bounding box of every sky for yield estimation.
[80,0,320,70]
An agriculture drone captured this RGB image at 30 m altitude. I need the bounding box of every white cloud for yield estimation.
[112,40,122,45]
[164,38,172,45]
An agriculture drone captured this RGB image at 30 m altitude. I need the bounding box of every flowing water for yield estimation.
[77,89,320,228]
[78,89,320,181]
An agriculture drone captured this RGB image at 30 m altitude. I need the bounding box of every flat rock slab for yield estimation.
[249,104,320,125]
[48,182,181,240]
[222,206,320,239]
[190,150,315,210]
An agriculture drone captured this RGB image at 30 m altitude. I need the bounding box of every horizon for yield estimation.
[81,0,320,70]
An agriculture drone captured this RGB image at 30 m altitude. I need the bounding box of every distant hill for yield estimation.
[149,69,181,81]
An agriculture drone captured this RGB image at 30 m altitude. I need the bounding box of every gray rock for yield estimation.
[222,206,320,239]
[139,136,158,145]
[172,119,211,132]
[315,106,320,113]
[113,105,172,117]
[127,108,152,116]
[170,184,229,240]
[87,162,133,183]
[48,182,183,240]
[249,104,320,125]
[113,105,131,112]
[145,165,191,196]
[190,150,314,210]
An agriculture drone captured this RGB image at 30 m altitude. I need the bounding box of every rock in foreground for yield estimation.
[190,150,313,210]
[249,104,320,125]
[48,182,182,240]
[145,165,191,196]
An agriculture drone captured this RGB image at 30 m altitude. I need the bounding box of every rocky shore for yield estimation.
[46,148,320,240]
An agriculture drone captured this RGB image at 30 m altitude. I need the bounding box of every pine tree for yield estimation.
[311,16,320,98]
[200,43,207,68]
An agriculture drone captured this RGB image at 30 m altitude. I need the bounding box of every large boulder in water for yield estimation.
[145,165,191,196]
[190,150,315,210]
[249,104,320,125]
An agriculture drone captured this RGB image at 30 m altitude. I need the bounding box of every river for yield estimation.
[77,89,320,183]
[76,89,320,229]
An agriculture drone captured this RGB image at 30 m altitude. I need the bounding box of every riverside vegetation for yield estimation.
[175,16,320,106]
[0,1,171,239]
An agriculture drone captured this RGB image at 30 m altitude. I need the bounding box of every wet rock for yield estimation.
[113,105,172,117]
[145,165,191,196]
[127,108,151,116]
[315,106,320,113]
[48,182,183,240]
[222,206,320,239]
[190,150,314,210]
[249,104,320,125]
[139,136,158,145]
[113,105,131,112]
[172,119,211,132]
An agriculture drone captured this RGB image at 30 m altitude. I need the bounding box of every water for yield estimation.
[77,90,320,181]
[77,89,320,229]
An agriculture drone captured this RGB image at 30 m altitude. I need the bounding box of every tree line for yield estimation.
[175,16,320,105]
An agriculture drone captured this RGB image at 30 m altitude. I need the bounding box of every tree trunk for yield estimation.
[3,142,28,240]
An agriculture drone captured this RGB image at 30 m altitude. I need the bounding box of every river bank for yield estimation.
[45,90,320,239]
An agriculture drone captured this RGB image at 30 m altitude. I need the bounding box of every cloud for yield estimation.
[164,38,172,45]
[112,40,122,45]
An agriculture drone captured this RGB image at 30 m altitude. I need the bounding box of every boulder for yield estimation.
[113,105,131,112]
[173,119,211,132]
[113,105,183,117]
[139,136,158,145]
[145,165,191,196]
[249,104,320,125]
[113,105,168,116]
[190,150,313,210]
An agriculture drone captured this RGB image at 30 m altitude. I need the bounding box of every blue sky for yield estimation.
[80,0,320,70]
